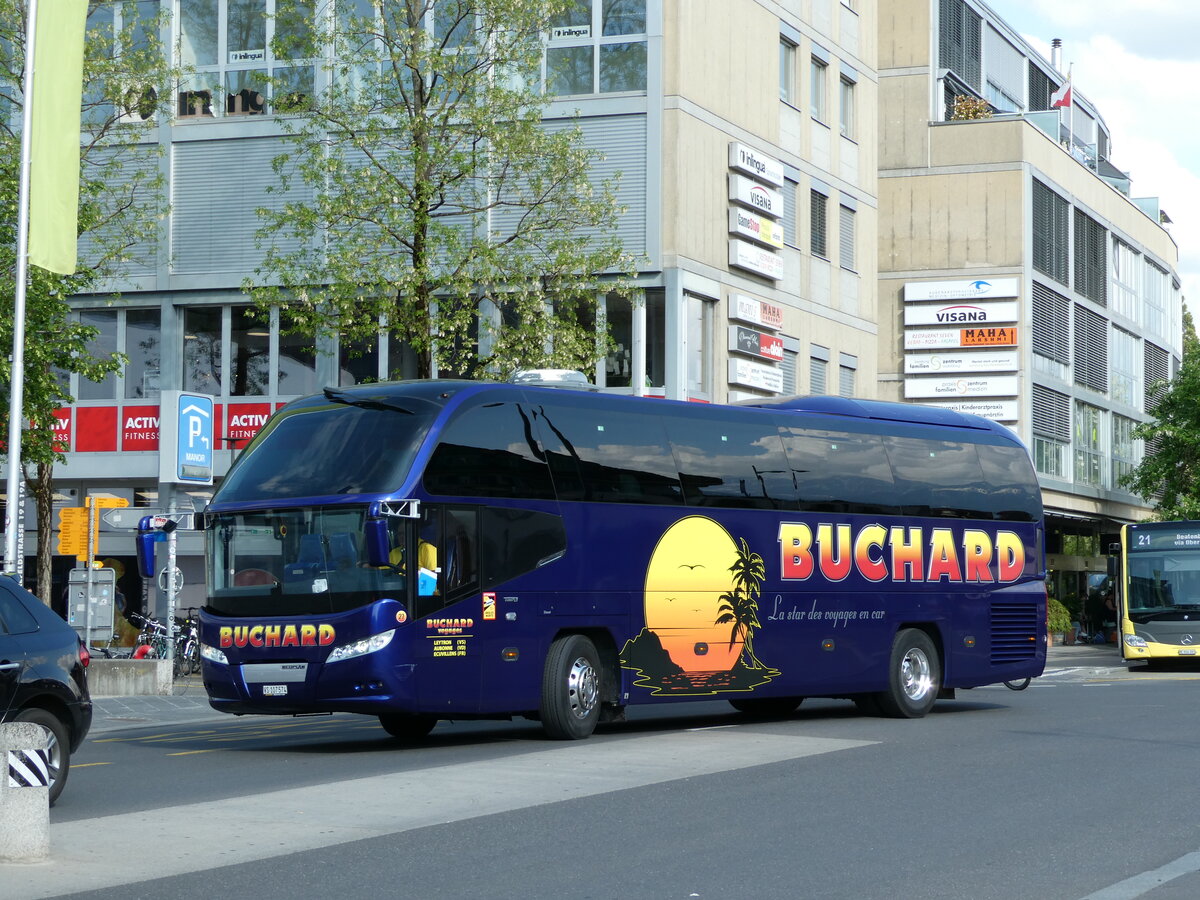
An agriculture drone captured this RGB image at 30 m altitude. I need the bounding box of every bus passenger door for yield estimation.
[412,506,483,714]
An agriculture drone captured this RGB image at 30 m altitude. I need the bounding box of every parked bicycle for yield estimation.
[129,611,173,663]
[174,609,200,677]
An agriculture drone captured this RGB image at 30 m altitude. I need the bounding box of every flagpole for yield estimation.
[3,0,38,581]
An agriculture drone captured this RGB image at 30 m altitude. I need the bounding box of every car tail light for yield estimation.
[79,640,90,668]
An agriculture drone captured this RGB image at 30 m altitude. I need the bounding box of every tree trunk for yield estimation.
[28,461,56,607]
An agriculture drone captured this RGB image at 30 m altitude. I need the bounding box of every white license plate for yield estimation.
[1179,649,1196,656]
[262,684,288,696]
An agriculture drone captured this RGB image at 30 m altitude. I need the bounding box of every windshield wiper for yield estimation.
[1132,610,1200,621]
[323,388,414,414]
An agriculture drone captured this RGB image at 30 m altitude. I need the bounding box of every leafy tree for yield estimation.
[249,0,638,380]
[0,1,174,602]
[1121,307,1200,520]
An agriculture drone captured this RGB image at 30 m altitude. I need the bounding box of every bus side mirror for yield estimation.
[1107,556,1118,577]
[136,516,156,578]
[364,517,390,568]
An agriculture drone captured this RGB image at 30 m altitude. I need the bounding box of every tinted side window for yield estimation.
[481,507,567,587]
[665,413,796,509]
[976,441,1042,522]
[781,427,900,515]
[425,402,555,500]
[883,436,988,518]
[0,581,40,635]
[532,402,683,505]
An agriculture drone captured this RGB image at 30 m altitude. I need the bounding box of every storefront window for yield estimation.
[277,329,318,397]
[183,307,223,394]
[78,310,118,400]
[230,307,270,395]
[124,309,161,399]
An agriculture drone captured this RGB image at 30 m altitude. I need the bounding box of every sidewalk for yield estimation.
[88,675,230,735]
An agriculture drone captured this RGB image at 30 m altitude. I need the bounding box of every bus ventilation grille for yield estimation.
[989,603,1039,664]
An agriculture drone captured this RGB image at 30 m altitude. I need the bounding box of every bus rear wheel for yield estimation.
[729,696,803,717]
[379,713,437,741]
[540,634,601,740]
[876,628,940,718]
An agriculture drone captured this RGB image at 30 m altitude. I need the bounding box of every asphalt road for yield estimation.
[7,650,1200,900]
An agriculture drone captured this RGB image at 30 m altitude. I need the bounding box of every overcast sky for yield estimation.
[990,0,1200,320]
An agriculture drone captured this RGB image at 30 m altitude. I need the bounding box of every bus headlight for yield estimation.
[326,629,396,664]
[200,643,228,665]
[1123,634,1148,648]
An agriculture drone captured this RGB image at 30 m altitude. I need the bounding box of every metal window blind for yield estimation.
[1144,341,1170,409]
[810,356,827,394]
[1073,208,1108,306]
[810,190,827,257]
[1032,384,1071,441]
[1073,304,1108,393]
[1032,180,1069,286]
[939,0,982,91]
[839,205,855,270]
[1032,281,1071,364]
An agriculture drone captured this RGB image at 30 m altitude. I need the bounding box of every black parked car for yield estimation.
[0,574,92,805]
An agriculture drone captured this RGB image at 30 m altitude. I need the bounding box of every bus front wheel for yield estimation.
[379,713,437,741]
[540,634,601,740]
[876,628,940,719]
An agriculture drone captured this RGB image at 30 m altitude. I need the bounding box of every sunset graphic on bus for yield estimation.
[620,516,778,695]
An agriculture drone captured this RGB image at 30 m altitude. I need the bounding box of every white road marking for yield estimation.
[1079,849,1200,900]
[6,730,872,898]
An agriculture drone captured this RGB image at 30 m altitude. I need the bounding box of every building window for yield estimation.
[230,306,270,395]
[1143,341,1170,411]
[938,0,982,92]
[810,56,827,122]
[77,308,162,401]
[183,306,224,395]
[546,0,647,97]
[810,189,828,258]
[1073,304,1108,394]
[685,294,713,397]
[177,0,316,119]
[810,345,829,394]
[77,310,119,400]
[1112,414,1138,489]
[278,325,319,397]
[1110,327,1139,408]
[838,204,856,271]
[1073,208,1108,306]
[1031,281,1070,379]
[1032,179,1069,287]
[1110,237,1140,323]
[838,352,857,398]
[1032,384,1070,479]
[780,37,797,104]
[839,75,855,139]
[1073,401,1103,487]
[1143,259,1168,341]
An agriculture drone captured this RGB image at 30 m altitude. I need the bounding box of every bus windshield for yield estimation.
[207,507,412,616]
[216,393,437,503]
[1127,553,1200,614]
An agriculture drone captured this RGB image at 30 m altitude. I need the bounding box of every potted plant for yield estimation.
[1048,595,1072,645]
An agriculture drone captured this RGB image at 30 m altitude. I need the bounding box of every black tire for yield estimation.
[14,707,71,807]
[875,628,941,719]
[1003,677,1031,691]
[379,713,438,741]
[729,696,803,717]
[540,635,602,740]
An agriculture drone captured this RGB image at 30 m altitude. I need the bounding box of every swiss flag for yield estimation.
[1050,81,1072,108]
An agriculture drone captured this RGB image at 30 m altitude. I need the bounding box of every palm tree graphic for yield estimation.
[716,537,768,670]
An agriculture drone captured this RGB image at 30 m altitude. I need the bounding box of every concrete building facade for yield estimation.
[5,0,881,613]
[876,0,1183,613]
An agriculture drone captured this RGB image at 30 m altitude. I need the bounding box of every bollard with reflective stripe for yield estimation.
[0,722,51,862]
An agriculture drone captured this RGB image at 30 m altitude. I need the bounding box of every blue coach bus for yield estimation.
[180,380,1045,739]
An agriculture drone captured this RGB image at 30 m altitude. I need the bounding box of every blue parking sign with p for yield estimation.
[177,394,214,483]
